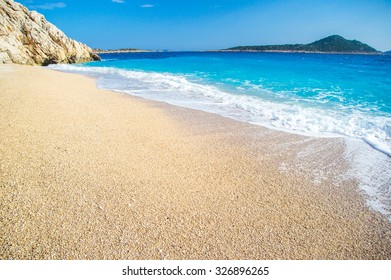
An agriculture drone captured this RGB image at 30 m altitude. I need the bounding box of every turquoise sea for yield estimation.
[49,52,391,218]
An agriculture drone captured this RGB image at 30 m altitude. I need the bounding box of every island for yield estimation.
[224,35,381,54]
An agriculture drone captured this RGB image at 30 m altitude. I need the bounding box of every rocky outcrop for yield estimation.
[0,0,100,65]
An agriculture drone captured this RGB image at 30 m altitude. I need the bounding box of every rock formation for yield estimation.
[0,0,100,65]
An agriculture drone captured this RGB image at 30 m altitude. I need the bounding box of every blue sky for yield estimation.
[19,0,391,51]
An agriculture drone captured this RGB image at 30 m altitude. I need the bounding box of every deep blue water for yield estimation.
[50,51,391,156]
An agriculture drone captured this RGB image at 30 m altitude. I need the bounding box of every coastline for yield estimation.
[93,49,153,54]
[215,50,383,55]
[94,49,384,55]
[1,64,390,259]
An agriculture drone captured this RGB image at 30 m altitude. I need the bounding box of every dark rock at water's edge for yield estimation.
[89,53,102,61]
[225,35,381,54]
[0,0,100,65]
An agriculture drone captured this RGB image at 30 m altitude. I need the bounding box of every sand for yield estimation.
[0,64,390,259]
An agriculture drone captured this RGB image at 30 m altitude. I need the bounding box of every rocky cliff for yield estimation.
[0,0,100,65]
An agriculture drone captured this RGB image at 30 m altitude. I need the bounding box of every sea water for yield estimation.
[48,52,391,219]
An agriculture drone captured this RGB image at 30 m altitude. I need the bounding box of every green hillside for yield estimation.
[226,35,379,53]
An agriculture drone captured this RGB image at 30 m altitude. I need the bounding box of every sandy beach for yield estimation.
[0,64,390,259]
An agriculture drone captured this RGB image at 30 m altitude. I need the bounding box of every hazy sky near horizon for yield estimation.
[20,0,391,51]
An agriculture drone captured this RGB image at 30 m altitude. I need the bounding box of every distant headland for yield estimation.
[93,48,152,54]
[223,35,382,54]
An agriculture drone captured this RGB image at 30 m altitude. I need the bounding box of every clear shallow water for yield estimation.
[48,52,391,219]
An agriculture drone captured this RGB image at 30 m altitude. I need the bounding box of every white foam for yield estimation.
[344,139,391,221]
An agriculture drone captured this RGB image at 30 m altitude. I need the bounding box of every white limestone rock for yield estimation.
[0,0,100,65]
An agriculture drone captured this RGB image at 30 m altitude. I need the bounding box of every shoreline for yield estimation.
[1,64,390,259]
[49,61,391,212]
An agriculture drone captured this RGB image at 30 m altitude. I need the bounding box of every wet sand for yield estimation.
[1,64,390,259]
